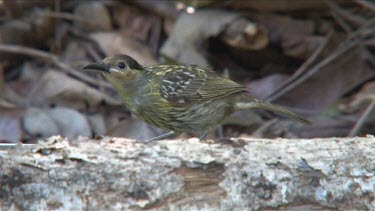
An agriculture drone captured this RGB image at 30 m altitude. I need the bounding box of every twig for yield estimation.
[265,33,329,102]
[266,17,375,102]
[355,0,375,12]
[251,119,278,138]
[0,44,112,89]
[267,41,357,102]
[327,0,366,27]
[349,99,375,137]
[0,143,35,149]
[363,39,375,46]
[43,11,102,27]
[330,11,353,32]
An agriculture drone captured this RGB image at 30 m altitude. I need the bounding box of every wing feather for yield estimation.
[155,65,246,105]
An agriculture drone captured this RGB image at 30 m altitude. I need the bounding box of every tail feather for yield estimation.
[235,98,312,125]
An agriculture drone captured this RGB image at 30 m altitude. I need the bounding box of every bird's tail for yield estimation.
[234,96,312,125]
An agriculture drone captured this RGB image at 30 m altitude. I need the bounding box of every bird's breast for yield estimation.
[127,95,234,134]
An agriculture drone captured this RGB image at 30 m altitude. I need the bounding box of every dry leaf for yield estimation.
[0,9,55,61]
[90,32,157,65]
[214,0,352,12]
[0,108,23,143]
[87,113,106,136]
[61,41,92,65]
[220,17,268,50]
[290,118,354,138]
[23,107,59,139]
[3,0,53,17]
[106,118,166,141]
[47,107,92,139]
[347,82,375,116]
[23,107,92,139]
[74,1,112,32]
[161,10,241,67]
[113,5,155,42]
[276,46,375,115]
[255,14,324,59]
[247,74,289,99]
[352,82,375,103]
[29,70,121,109]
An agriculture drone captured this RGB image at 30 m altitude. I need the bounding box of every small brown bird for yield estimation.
[83,54,311,141]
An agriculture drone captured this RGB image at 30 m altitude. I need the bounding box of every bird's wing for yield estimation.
[156,65,246,106]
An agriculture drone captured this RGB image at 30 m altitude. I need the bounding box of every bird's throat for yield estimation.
[104,73,149,108]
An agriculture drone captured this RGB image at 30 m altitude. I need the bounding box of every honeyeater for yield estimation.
[82,54,311,141]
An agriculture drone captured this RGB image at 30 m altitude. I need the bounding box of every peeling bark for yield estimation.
[0,136,374,210]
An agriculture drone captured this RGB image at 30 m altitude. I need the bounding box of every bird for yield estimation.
[82,54,311,141]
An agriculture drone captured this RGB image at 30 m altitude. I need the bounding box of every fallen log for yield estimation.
[0,136,374,210]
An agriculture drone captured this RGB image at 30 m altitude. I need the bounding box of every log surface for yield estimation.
[1,136,374,210]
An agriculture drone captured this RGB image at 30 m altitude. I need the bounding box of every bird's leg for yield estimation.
[199,133,208,141]
[217,125,224,138]
[145,131,177,142]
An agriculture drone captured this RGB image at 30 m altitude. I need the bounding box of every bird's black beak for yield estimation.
[82,62,110,73]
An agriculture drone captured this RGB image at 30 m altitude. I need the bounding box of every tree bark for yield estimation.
[1,136,374,210]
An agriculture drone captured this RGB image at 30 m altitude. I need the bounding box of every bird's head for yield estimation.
[82,54,144,86]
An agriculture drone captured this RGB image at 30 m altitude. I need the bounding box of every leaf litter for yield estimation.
[0,1,374,143]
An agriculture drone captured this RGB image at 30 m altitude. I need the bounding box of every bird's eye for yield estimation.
[118,62,126,69]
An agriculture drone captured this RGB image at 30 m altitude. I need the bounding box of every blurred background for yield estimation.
[0,0,374,143]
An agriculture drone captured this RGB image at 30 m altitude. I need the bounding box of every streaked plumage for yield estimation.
[83,54,311,141]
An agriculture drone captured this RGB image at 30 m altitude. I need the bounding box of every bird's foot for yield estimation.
[199,133,208,141]
[145,131,177,142]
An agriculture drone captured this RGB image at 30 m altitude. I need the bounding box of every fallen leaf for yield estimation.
[28,70,121,109]
[90,32,157,65]
[275,46,375,115]
[346,81,375,123]
[48,107,92,139]
[0,9,55,61]
[161,10,241,67]
[87,113,106,136]
[61,41,92,66]
[23,107,59,139]
[246,73,289,99]
[0,108,23,143]
[213,0,352,12]
[106,118,166,141]
[255,14,324,59]
[23,107,92,140]
[113,5,157,42]
[220,17,268,50]
[74,1,112,32]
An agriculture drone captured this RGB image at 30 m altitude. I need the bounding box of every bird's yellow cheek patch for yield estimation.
[112,70,136,80]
